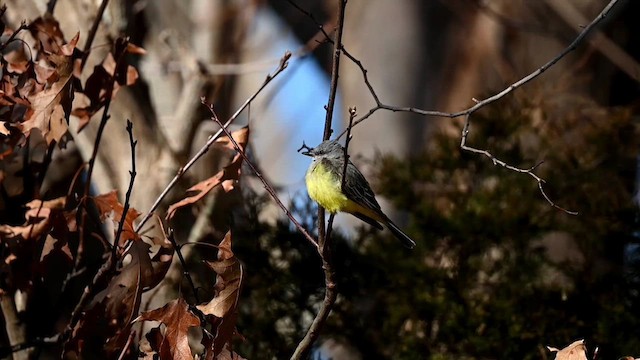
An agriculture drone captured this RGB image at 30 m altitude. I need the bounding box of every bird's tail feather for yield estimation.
[386,220,416,249]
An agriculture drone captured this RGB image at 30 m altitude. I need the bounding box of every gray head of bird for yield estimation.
[301,140,344,159]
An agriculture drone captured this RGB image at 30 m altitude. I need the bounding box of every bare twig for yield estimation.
[166,229,200,303]
[347,0,622,126]
[326,107,356,243]
[45,0,57,14]
[287,0,335,54]
[74,73,113,270]
[80,0,110,70]
[546,0,640,83]
[135,52,292,232]
[0,21,28,53]
[116,330,135,360]
[322,0,346,140]
[291,1,347,359]
[62,119,137,344]
[202,100,317,250]
[460,114,578,215]
[330,0,621,214]
[63,253,113,344]
[112,120,138,261]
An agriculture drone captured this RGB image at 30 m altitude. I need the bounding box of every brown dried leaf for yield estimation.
[0,197,67,241]
[216,344,247,360]
[3,46,30,74]
[126,43,147,55]
[126,65,139,86]
[215,127,249,151]
[166,127,249,220]
[136,298,201,360]
[0,121,9,135]
[92,190,141,243]
[197,231,243,357]
[547,339,587,360]
[70,92,92,131]
[68,238,152,357]
[29,14,66,54]
[139,216,174,290]
[20,52,75,145]
[72,40,141,131]
[165,171,225,220]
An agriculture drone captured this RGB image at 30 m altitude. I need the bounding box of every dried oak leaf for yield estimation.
[72,39,143,132]
[139,326,163,359]
[0,121,10,135]
[92,190,141,243]
[2,42,31,74]
[67,239,152,358]
[197,231,243,357]
[138,216,174,290]
[217,345,247,360]
[197,231,242,318]
[166,127,249,220]
[0,196,67,241]
[547,339,587,360]
[29,14,67,54]
[135,298,201,360]
[20,33,79,146]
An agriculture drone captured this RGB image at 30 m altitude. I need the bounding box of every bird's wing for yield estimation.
[342,160,385,216]
[351,211,384,230]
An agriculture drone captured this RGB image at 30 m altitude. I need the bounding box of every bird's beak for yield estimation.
[301,148,313,156]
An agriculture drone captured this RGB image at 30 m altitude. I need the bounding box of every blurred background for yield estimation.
[3,0,640,358]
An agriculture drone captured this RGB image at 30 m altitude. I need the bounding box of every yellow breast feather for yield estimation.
[305,161,348,213]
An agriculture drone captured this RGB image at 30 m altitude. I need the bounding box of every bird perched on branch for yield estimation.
[302,140,416,249]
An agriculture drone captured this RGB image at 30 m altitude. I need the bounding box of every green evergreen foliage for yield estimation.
[233,93,640,359]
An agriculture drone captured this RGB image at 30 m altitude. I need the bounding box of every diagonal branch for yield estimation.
[460,114,578,215]
[202,100,317,250]
[80,0,110,70]
[347,0,622,127]
[135,51,292,232]
[292,1,348,359]
[330,0,621,214]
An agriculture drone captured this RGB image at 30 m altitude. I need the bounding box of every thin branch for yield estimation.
[135,51,292,232]
[63,253,113,344]
[0,21,28,53]
[203,100,318,250]
[326,107,356,243]
[35,142,56,197]
[166,229,200,303]
[116,331,135,360]
[62,119,138,344]
[80,0,110,70]
[291,1,348,358]
[74,78,112,271]
[347,0,621,125]
[284,0,330,38]
[331,0,621,213]
[45,0,57,14]
[322,0,347,140]
[460,114,578,215]
[112,120,138,262]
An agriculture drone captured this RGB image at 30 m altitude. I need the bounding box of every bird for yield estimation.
[302,140,416,249]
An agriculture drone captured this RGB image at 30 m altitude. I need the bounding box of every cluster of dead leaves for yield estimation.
[0,7,142,160]
[0,196,74,293]
[65,200,175,358]
[136,231,245,360]
[135,126,249,359]
[63,127,250,358]
[0,5,251,358]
